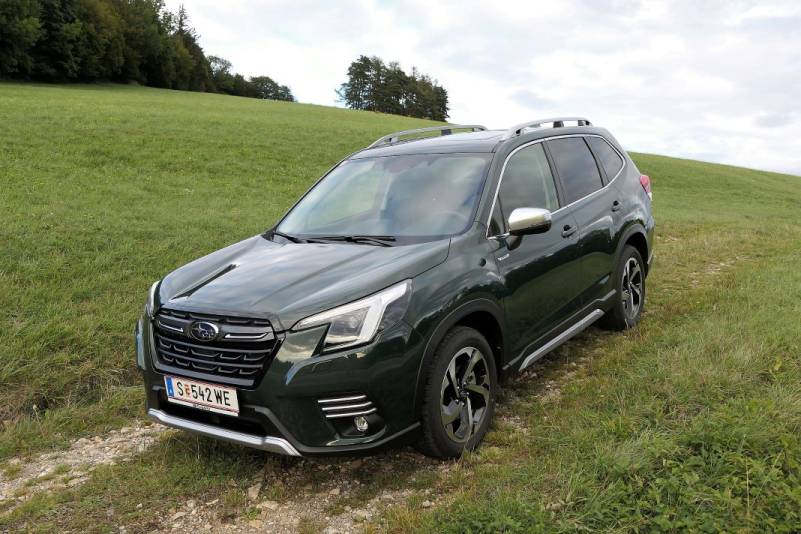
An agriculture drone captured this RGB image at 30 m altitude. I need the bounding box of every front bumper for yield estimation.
[137,314,424,455]
[148,408,301,455]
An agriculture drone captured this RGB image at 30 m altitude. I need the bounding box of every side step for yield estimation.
[519,309,605,371]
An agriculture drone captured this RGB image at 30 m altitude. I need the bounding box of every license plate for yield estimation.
[164,376,239,416]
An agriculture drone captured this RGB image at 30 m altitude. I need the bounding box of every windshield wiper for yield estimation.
[307,235,397,247]
[271,230,305,243]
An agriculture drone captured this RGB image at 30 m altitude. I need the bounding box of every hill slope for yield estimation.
[1,83,800,531]
[0,83,437,442]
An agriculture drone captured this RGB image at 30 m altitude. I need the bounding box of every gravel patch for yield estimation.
[0,423,168,510]
[158,452,444,534]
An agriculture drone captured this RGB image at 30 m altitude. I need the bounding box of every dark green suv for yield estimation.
[136,117,654,458]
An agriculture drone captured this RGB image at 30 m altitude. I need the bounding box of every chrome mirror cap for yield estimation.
[508,207,552,236]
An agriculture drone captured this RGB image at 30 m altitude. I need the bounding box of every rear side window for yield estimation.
[498,143,559,224]
[548,137,603,204]
[587,136,624,180]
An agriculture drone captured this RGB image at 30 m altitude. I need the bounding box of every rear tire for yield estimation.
[600,245,646,331]
[416,326,497,459]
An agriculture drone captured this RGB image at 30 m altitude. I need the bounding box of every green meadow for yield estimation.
[1,83,800,532]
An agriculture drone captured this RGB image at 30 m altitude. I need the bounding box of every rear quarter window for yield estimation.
[587,136,624,181]
[547,137,603,204]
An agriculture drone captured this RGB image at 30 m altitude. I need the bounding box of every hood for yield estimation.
[157,235,450,330]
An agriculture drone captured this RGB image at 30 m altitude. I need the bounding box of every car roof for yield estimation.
[349,124,611,159]
[349,129,505,159]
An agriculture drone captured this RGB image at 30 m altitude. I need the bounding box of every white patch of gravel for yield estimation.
[0,422,168,509]
[160,488,412,534]
[159,453,444,534]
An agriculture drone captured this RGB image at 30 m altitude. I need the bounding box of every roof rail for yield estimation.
[366,124,487,149]
[501,117,591,140]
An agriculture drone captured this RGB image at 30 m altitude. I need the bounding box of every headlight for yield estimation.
[145,280,160,318]
[294,280,412,352]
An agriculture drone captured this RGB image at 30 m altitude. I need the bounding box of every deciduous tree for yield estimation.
[338,55,449,120]
[0,0,294,102]
[0,0,41,76]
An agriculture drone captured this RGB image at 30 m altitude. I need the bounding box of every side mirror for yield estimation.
[507,207,552,236]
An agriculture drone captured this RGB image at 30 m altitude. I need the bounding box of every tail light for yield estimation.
[639,174,652,200]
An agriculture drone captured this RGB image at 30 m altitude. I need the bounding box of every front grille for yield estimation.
[152,308,278,387]
[317,394,376,419]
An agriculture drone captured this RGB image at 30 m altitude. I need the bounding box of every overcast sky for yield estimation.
[165,0,801,175]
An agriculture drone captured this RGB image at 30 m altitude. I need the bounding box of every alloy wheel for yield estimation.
[440,346,491,443]
[621,257,643,320]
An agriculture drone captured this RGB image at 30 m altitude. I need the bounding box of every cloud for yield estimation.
[510,90,552,110]
[756,113,795,128]
[168,0,801,175]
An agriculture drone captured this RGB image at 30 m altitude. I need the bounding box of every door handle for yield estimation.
[561,224,577,238]
[611,200,622,212]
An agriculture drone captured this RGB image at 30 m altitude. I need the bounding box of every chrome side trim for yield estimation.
[324,408,378,419]
[223,332,270,340]
[320,402,373,412]
[519,309,605,371]
[156,320,183,333]
[485,134,627,238]
[147,408,301,456]
[317,395,377,419]
[317,395,367,404]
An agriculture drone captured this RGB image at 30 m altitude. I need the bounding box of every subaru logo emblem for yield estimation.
[189,321,219,342]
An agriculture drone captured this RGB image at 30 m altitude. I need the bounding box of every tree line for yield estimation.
[0,0,295,101]
[1,3,450,118]
[337,55,449,121]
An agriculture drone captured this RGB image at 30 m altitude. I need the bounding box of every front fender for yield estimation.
[411,296,505,418]
[406,228,506,418]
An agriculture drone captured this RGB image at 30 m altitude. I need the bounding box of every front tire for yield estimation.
[600,245,646,331]
[417,326,497,459]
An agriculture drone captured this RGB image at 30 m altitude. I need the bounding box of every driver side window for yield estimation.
[497,143,559,228]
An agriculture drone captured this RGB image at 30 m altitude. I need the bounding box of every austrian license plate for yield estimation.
[164,376,239,416]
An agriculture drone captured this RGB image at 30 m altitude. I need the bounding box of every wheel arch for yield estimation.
[618,223,650,276]
[413,298,505,417]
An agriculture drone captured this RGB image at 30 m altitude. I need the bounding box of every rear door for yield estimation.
[490,141,583,356]
[546,136,618,306]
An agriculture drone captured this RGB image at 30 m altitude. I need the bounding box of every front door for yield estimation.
[490,141,584,357]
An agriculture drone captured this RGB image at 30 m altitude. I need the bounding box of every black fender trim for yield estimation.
[616,222,649,275]
[411,297,505,417]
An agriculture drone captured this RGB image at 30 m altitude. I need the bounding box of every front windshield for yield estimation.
[277,153,491,239]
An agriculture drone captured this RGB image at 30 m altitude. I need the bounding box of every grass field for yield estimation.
[1,82,801,532]
[0,82,436,457]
